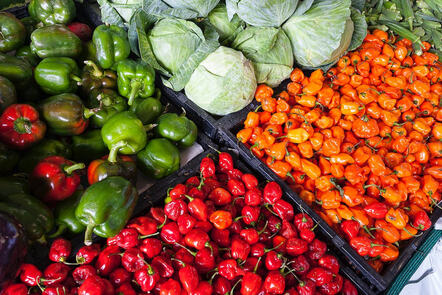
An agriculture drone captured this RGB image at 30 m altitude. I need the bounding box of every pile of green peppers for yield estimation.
[0,1,199,244]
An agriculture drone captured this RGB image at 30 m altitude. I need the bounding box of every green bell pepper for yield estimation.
[88,156,137,185]
[35,57,82,95]
[101,111,147,163]
[116,59,156,106]
[92,24,130,69]
[137,138,180,179]
[28,0,76,26]
[85,89,128,128]
[31,25,82,58]
[0,53,33,83]
[130,96,163,125]
[51,189,85,237]
[75,176,138,245]
[41,93,89,136]
[17,79,45,103]
[16,45,41,67]
[0,12,26,53]
[0,176,29,197]
[156,113,198,148]
[72,129,108,162]
[0,193,54,241]
[81,61,117,102]
[17,138,71,173]
[80,41,97,63]
[0,142,19,175]
[0,75,17,112]
[21,16,38,42]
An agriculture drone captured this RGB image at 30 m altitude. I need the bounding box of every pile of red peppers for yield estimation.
[4,154,359,295]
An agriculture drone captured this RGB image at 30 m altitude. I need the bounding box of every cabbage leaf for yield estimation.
[162,0,220,17]
[348,7,368,51]
[208,4,245,45]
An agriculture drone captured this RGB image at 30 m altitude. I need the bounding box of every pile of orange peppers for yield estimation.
[237,29,441,272]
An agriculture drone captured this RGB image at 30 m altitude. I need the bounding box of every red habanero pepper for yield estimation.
[128,216,160,236]
[340,220,360,240]
[307,239,327,260]
[152,255,174,278]
[184,229,210,250]
[286,238,309,256]
[178,264,199,293]
[72,265,97,285]
[164,199,188,221]
[0,104,46,150]
[200,157,215,178]
[209,210,233,230]
[30,156,84,202]
[134,264,160,292]
[95,245,121,276]
[342,279,359,295]
[186,195,208,221]
[263,271,286,294]
[116,283,137,295]
[291,255,311,276]
[320,274,343,295]
[109,268,131,287]
[78,276,114,295]
[159,278,182,295]
[195,247,216,272]
[42,285,68,295]
[121,248,145,272]
[49,238,71,263]
[318,255,340,274]
[160,222,182,244]
[297,279,316,295]
[263,181,283,204]
[241,205,260,225]
[245,187,262,206]
[43,263,70,286]
[412,211,432,231]
[242,174,259,190]
[241,272,262,295]
[113,228,140,249]
[177,214,196,235]
[273,199,294,221]
[294,213,314,231]
[140,238,162,259]
[76,244,101,264]
[364,202,388,219]
[219,152,234,172]
[1,284,28,295]
[168,183,187,200]
[218,259,244,280]
[306,267,334,287]
[18,263,42,286]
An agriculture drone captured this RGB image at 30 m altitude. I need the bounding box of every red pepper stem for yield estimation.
[207,144,221,154]
[84,60,103,77]
[128,80,142,106]
[138,232,159,239]
[253,256,262,273]
[208,271,218,285]
[403,227,423,237]
[229,278,242,295]
[64,163,85,175]
[13,117,32,134]
[108,141,127,163]
[184,195,194,202]
[84,221,95,246]
[363,225,376,239]
[170,257,186,267]
[48,225,67,238]
[264,242,284,254]
[157,215,167,229]
[258,220,269,235]
[175,243,196,257]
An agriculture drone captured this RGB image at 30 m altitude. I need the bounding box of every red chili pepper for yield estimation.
[168,184,187,200]
[265,250,283,270]
[219,152,234,172]
[364,202,388,219]
[159,278,182,295]
[184,229,210,250]
[349,236,371,256]
[214,276,231,295]
[286,238,308,256]
[95,245,121,276]
[307,239,327,260]
[273,199,294,221]
[241,272,262,295]
[195,220,213,232]
[319,274,343,295]
[318,255,340,274]
[76,244,100,264]
[127,216,159,236]
[241,205,260,224]
[209,210,233,230]
[42,285,68,295]
[245,187,262,206]
[78,276,114,295]
[160,222,182,244]
[227,179,246,196]
[164,199,188,221]
[150,207,166,224]
[1,284,28,295]
[30,156,84,202]
[280,220,297,239]
[340,220,360,240]
[298,279,316,295]
[0,104,46,150]
[290,255,310,276]
[67,22,92,41]
[186,176,200,187]
[263,182,283,204]
[134,264,160,292]
[250,243,266,257]
[306,267,334,287]
[49,238,71,263]
[240,228,259,245]
[18,263,42,286]
[109,268,131,287]
[192,281,213,295]
[299,228,315,243]
[187,186,205,199]
[72,265,96,285]
[242,174,259,190]
[218,259,244,280]
[200,157,215,178]
[187,196,208,221]
[231,237,251,261]
[263,270,285,294]
[342,279,358,295]
[121,248,145,272]
[43,263,70,286]
[140,238,163,259]
[152,256,174,278]
[115,283,136,295]
[178,264,199,293]
[294,213,314,231]
[177,214,196,235]
[208,187,232,206]
[412,211,432,231]
[195,248,215,272]
[211,228,230,247]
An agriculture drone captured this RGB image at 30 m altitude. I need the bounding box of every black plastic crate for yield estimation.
[216,125,442,293]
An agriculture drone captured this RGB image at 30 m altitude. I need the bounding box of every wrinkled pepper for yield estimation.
[85,89,128,128]
[101,111,147,163]
[35,57,81,95]
[0,12,26,53]
[87,155,136,185]
[411,211,431,231]
[75,176,138,245]
[130,89,163,124]
[0,53,32,82]
[31,25,82,58]
[0,75,16,112]
[72,129,107,162]
[0,142,19,175]
[42,93,89,136]
[0,104,46,150]
[136,138,180,179]
[30,155,84,202]
[156,113,198,148]
[28,0,76,25]
[51,189,85,237]
[92,24,130,69]
[81,60,117,100]
[116,59,156,105]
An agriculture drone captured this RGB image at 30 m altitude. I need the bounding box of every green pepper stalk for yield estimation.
[83,89,128,128]
[81,60,117,100]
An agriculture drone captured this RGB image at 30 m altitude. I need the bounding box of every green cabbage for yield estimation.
[162,0,220,17]
[226,0,299,27]
[232,27,293,87]
[185,46,257,116]
[208,4,245,45]
[283,0,353,69]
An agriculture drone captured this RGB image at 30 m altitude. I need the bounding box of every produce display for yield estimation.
[237,29,441,270]
[2,155,360,295]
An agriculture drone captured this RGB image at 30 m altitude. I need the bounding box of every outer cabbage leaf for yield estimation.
[184,46,257,116]
[232,27,293,87]
[208,4,245,45]
[282,0,352,68]
[348,7,367,51]
[162,0,220,17]
[226,0,299,27]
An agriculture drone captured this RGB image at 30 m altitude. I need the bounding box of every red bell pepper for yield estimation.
[30,156,84,202]
[0,104,46,150]
[363,202,388,219]
[412,211,432,231]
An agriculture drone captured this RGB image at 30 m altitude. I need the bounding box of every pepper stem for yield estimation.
[83,108,97,119]
[84,222,95,246]
[70,74,82,83]
[84,60,103,77]
[13,117,32,134]
[64,163,85,175]
[48,225,67,238]
[128,81,142,106]
[144,124,157,132]
[108,141,128,163]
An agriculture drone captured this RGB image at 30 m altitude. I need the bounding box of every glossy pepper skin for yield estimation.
[28,0,76,26]
[35,57,82,95]
[101,111,147,163]
[17,138,71,173]
[72,129,107,162]
[30,155,84,203]
[85,89,128,128]
[137,138,180,179]
[0,104,46,150]
[156,113,198,148]
[51,189,85,237]
[93,24,130,69]
[42,93,89,136]
[31,25,82,58]
[0,193,54,241]
[81,60,117,100]
[0,176,29,197]
[130,89,163,124]
[0,12,26,53]
[0,53,33,82]
[75,176,138,245]
[0,76,16,112]
[88,155,136,185]
[116,59,155,105]
[0,142,19,175]
[15,45,40,67]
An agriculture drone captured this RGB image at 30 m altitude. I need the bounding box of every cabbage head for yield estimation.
[162,0,220,17]
[282,0,353,69]
[185,47,257,116]
[208,4,245,45]
[226,0,298,27]
[232,27,293,87]
[148,18,205,75]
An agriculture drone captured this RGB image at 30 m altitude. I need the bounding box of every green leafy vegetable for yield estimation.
[207,4,245,45]
[162,0,220,17]
[349,7,368,51]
